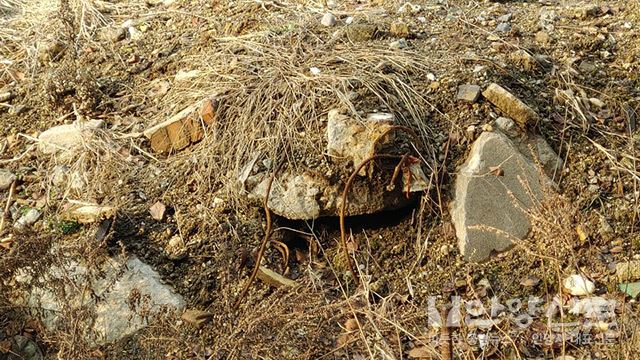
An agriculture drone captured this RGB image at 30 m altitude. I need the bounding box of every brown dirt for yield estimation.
[1,0,640,359]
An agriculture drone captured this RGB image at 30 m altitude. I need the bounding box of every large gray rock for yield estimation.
[10,253,184,345]
[452,128,560,262]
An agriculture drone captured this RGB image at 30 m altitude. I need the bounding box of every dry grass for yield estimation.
[147,22,441,201]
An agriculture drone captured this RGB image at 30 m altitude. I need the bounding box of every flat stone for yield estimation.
[63,205,116,224]
[495,22,511,33]
[456,84,481,103]
[0,169,16,190]
[257,266,297,288]
[38,120,104,157]
[10,254,185,345]
[482,83,539,126]
[452,131,555,262]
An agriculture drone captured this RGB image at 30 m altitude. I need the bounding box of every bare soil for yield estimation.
[1,0,640,359]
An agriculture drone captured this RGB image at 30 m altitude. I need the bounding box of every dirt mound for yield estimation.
[1,0,640,359]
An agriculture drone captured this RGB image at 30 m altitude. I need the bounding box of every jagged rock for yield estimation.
[482,83,539,126]
[247,168,414,220]
[452,128,560,262]
[456,84,481,103]
[0,169,16,190]
[327,110,395,175]
[9,254,185,345]
[245,110,429,220]
[38,120,104,157]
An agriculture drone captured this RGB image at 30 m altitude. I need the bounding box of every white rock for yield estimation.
[128,27,143,41]
[389,39,408,49]
[427,73,436,81]
[14,208,41,229]
[563,274,595,296]
[321,12,337,27]
[174,69,200,82]
[38,120,103,157]
[309,67,321,75]
[0,169,16,190]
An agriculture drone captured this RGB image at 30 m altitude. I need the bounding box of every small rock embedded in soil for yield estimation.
[166,235,187,260]
[616,260,640,282]
[497,13,512,23]
[389,39,408,49]
[456,84,481,103]
[38,120,104,158]
[14,208,41,229]
[0,169,16,190]
[562,274,595,296]
[343,24,378,42]
[390,22,409,37]
[321,12,337,27]
[149,201,167,221]
[495,22,511,33]
[63,205,116,224]
[482,83,539,126]
[510,50,539,71]
[181,309,213,327]
[257,266,297,288]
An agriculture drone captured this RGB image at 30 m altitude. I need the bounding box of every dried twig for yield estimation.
[340,154,404,281]
[233,162,282,309]
[0,180,16,234]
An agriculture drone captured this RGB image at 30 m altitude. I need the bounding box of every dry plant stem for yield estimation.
[340,154,403,282]
[439,307,452,360]
[233,165,280,309]
[0,181,16,234]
